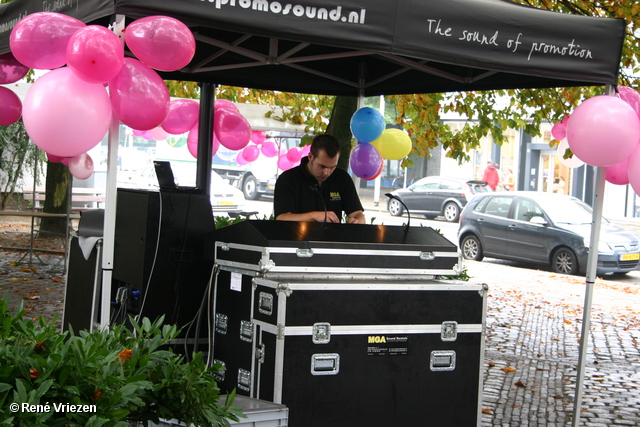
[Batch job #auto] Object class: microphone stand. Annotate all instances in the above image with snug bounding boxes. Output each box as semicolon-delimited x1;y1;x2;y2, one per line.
385;193;410;233
311;184;328;228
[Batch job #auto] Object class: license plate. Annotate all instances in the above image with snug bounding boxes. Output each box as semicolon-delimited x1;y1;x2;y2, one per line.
620;253;640;261
218;201;234;206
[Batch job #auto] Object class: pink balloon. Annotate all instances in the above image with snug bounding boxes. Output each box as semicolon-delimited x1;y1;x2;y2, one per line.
606;156;630;185
618;86;640;120
68;153;94;180
132;129;146;136
149;127;169;141
109;58;170;130
299;144;311;157
236;152;249;165
187;124;219;159
286;147;302;163
214;108;252;150
242;144;260;163
0;87;22;125
628;145;640;196
162;99;200;134
261;140;278;158
0;52;30;84
10;12;85;69
67;25;124;84
23;68;112;157
551;122;566;140
61;157;71;166
277;154;295;171
214;99;238;111
125;16;195;72
252;130;267;145
566;95;640;167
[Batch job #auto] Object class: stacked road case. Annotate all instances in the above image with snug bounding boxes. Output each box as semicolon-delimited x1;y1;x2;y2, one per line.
211;220;486;426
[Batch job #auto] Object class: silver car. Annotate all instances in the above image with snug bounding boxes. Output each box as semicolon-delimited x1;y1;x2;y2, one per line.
457;191;640;275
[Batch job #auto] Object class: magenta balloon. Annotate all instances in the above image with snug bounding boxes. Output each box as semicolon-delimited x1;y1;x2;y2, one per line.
23;68;111;157
68;153;94;180
252;130;267;145
618;86;640;120
187;123;220;158
261;140;278;158
214;99;238;111
277;154;294;171
0;87;22;125
0;52;30;84
67;25;124;84
605;156;630;185
242;144;260;163
46;153;66;163
236;152;249;165
286;147;302;163
628;145;640;196
61;157;71;166
162;99;200;134
109;58;170;130
349;143;382;179
125;15;195;72
550;122;566;140
214;108;252;150
10;12;85;69
566;95;640;167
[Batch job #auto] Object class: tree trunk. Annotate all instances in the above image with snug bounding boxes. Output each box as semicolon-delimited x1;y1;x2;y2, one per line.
326;96;358;171
39;162;72;235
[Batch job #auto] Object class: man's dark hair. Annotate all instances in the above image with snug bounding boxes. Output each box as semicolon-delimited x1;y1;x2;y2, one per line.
310;134;340;158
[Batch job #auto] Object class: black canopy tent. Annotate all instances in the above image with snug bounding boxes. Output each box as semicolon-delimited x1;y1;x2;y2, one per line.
0;0;625;95
0;1;628;425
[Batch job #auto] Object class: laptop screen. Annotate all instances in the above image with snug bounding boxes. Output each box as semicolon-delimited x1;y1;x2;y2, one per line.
153;161;177;189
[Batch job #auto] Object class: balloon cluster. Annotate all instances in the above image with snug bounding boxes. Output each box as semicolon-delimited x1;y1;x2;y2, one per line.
554;87;640;193
348;107;412;180
1;12;196;179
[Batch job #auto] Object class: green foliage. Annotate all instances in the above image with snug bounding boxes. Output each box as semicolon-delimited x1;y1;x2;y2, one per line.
0;120;45;210
214;213;274;229
0;296;243;427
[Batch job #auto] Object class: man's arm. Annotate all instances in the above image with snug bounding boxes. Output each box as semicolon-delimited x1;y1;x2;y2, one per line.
346;210;365;224
276;211;341;222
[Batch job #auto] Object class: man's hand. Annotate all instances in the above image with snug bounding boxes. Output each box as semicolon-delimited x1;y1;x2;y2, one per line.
347;211;365;224
276;211;341;223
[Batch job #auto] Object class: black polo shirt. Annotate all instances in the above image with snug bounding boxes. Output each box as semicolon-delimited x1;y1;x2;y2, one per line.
274;157;364;221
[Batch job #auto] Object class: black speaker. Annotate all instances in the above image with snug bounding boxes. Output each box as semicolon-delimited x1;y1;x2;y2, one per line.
63;236;102;332
112;189;216;338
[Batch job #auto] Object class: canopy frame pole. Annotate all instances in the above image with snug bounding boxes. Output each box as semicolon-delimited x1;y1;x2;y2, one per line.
99;14;126;330
571;83;614;425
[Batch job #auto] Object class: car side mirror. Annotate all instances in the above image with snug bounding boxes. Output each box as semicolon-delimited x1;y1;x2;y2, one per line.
530;216;547;225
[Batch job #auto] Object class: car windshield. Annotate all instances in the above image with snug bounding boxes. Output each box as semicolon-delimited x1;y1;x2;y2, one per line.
540;198;593;224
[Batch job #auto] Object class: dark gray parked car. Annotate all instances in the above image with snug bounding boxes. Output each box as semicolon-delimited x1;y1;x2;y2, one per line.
457;191;640;275
387;176;491;222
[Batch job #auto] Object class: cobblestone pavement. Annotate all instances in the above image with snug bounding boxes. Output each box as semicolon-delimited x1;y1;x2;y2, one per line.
1;221;640;426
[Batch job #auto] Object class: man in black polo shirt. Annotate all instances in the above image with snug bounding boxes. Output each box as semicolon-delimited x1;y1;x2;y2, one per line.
274;134;365;224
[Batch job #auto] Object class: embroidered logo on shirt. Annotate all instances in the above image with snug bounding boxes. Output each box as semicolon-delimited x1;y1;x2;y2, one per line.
329;192;341;202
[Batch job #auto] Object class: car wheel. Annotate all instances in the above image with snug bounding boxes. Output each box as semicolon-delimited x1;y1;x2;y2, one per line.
388;198;404;216
461;235;483;261
242;175;259;200
443;202;460;222
551;247;578;275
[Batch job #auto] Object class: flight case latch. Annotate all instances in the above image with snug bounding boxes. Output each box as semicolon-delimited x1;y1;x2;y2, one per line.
441;321;458;342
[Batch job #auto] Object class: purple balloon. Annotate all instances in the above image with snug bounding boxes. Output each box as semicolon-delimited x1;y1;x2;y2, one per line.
10;12;86;69
0;52;30;84
350;143;382;179
0;86;22;125
125;15;196;72
109;58;170;130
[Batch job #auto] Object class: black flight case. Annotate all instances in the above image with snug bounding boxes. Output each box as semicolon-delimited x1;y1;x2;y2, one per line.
209;220;486;427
